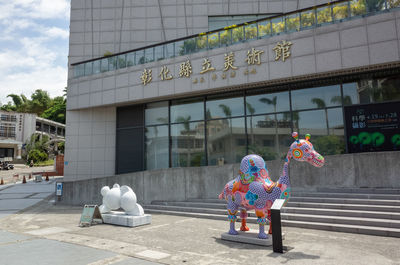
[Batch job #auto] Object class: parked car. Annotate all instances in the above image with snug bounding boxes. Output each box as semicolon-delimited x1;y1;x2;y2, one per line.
0;161;14;170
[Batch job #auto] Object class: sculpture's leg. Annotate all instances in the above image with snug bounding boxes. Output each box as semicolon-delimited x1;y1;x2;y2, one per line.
240;209;249;231
256;210;268;239
228;210;238;235
268;209;272;234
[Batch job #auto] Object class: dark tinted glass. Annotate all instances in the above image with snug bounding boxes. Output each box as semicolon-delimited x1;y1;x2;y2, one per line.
342;83;360;105
246;91;290;114
116;128;144;174
117;105;143;128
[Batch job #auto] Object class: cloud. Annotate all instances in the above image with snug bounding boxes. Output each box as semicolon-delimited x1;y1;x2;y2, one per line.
0;0;70;104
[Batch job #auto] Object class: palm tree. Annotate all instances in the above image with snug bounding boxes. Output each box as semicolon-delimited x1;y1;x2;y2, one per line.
246;102;255;149
260;96;280;155
219;104;233;162
311;98;329;135
331;95;352;106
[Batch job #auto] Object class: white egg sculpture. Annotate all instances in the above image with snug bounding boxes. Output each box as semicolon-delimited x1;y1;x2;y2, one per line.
99;183;144;216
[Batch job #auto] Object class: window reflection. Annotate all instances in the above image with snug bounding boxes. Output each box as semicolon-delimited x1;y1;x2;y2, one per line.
145;125;169;170
171;98;204;123
145;102;169;126
171;121;205;167
247;113;292;160
291;85;341;110
342;83;360;105
246;91;290;114
207;117;246;165
207;96;244;119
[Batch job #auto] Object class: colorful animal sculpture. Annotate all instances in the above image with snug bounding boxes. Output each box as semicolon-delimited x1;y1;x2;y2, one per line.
219;132;325;239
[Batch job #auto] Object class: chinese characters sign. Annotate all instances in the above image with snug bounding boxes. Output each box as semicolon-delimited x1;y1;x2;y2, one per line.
140;41;293;85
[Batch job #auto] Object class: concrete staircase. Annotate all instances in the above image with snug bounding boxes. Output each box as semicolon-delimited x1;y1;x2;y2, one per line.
143;188;400;238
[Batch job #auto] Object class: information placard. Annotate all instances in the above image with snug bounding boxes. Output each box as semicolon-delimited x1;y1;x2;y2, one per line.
79;205;103;227
344;101;400;153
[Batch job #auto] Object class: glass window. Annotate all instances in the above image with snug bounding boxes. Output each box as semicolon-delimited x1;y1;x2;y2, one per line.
246;91;290;115
293;109;327;137
208;32;220;49
117;54;126;69
366;0;386;12
232;26;244;43
207;117;245;165
291;85;341;110
271;16;284;35
74;64;84;77
93;60;101;74
145;47;154;63
333;2;350;21
145;125;169;170
351;0;367;16
165;42;175;58
182;38;196;54
171;98;204;123
206;95;244;119
355;76;400;104
175;40;185;56
155;45;164;61
317;6;333;25
247;113;292;160
342;83;360;105
108;56;117;71
136;50;145;65
84;62;92;76
145;101;169;126
285;13;300;32
245;22;258;40
196;35;208;51
171;121;205;167
220;29;231;46
208;15;271;31
301;9;316;29
100;58;108;72
126;52;135;67
258;20;271;38
327;107;344;135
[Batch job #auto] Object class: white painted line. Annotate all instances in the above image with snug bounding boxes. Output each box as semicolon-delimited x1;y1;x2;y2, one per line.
138;223;169;231
87;254;128;265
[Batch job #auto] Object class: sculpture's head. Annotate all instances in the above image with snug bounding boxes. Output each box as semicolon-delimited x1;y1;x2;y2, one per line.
288;132;325;167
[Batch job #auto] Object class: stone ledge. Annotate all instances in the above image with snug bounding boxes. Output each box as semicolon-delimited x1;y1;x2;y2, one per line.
221;231;273;246
102;211;151;227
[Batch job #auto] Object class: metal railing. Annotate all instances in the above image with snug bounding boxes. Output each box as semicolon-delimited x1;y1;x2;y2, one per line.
72;0;400;78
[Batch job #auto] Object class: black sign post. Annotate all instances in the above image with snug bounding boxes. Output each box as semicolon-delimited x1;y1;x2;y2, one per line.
271;199;285;253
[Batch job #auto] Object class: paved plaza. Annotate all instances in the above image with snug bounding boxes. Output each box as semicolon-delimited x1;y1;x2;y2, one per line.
1;180;400;265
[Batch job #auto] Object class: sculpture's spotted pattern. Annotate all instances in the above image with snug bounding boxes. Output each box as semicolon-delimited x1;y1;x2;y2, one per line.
219;132;325;239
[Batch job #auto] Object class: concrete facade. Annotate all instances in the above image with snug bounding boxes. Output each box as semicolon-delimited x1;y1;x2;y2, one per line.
60;150;400;205
65;0;400;204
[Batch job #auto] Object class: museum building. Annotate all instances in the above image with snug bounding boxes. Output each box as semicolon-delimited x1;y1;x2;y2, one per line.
64;0;400;204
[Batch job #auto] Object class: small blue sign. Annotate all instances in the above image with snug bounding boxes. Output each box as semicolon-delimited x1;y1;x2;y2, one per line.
56;182;63;196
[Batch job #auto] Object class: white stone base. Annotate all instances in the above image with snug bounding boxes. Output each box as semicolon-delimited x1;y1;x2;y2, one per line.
221;231;273;246
101;211;151;227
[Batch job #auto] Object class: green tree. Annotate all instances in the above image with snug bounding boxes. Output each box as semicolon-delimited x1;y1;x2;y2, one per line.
41;96;66;124
24;134;50;163
29;89;51;115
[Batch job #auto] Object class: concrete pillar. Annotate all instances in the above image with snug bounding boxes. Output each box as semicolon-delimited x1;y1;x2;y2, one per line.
16;144;22;159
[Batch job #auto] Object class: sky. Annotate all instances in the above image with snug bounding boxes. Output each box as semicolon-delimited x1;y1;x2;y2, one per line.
0;0;70;105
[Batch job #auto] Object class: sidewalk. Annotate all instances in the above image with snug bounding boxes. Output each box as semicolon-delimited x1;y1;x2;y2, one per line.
0;183;399;265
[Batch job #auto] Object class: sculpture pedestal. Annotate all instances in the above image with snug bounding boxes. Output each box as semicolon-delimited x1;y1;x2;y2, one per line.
221;231;273;246
102;211;151;227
